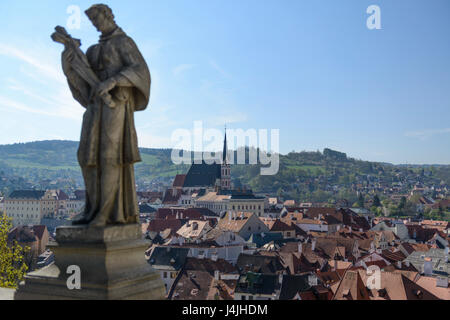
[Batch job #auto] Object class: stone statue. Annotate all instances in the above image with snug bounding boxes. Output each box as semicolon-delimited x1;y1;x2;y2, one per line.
52;4;150;227
14;5;164;300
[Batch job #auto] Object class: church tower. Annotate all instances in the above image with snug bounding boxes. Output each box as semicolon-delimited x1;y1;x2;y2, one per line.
221;127;231;190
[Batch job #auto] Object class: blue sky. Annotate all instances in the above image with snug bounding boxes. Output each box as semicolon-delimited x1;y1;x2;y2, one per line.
0;0;449;164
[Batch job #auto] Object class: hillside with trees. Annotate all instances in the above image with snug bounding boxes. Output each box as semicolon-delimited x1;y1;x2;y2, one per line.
0;141;449;219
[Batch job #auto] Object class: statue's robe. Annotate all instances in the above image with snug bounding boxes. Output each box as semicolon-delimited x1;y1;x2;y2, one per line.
64;27;150;225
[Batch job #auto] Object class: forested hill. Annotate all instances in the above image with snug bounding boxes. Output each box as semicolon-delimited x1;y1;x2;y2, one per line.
0;141;449;202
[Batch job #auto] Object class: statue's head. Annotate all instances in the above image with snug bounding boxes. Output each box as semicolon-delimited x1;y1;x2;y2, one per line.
85;4;117;34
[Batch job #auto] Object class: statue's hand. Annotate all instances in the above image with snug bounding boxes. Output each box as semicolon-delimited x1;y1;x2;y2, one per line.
96;78;117;97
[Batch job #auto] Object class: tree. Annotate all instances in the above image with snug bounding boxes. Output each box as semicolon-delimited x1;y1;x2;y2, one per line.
357;193;365;208
373;194;381;207
0;214;29;289
398;196;407;210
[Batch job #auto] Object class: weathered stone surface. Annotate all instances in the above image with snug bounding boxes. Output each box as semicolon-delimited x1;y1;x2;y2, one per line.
52;4;151;228
14;4;164;300
55;224;141;244
14;224;165;300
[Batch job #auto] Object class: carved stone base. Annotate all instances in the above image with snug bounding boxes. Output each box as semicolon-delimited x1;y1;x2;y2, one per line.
14;224;165;300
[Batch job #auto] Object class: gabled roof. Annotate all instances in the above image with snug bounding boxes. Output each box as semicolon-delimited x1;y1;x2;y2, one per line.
156;208;205;220
147;219;184;235
358;270;440;300
267;219;295;232
248;232;284;248
183;161;221;188
8;190;45;200
381;249;407;263
315;237;358;260
406;225;438;243
184;257;238;274
400;242;431;255
168;257;238;300
235;272;281;296
279;274;313;300
173;174;187;188
217;212;257;233
139;203;157;214
148;246;190;271
333;270;371;300
176;220;211;239
162;189;182;205
8;226;37;243
31;225;47;240
73;190;86;201
236;253;285;274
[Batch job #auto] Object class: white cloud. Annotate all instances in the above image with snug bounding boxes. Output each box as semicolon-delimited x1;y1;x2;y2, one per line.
0;42;84;122
0;43;65;84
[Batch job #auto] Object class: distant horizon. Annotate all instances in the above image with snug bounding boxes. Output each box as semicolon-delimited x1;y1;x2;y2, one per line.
1;138;449;167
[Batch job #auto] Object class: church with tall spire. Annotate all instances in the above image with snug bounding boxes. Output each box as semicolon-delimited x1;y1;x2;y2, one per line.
175;128;231;192
220;127;231;190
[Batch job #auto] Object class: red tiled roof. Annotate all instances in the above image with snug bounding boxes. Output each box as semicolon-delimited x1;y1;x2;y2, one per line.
147;219;184;234
32;225;47;240
173;174;187;188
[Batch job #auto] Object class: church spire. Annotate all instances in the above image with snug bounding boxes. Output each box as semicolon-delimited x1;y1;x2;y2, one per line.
222;125;228;164
220;125;231;191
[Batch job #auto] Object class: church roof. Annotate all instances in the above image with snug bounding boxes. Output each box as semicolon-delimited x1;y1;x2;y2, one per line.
183;161;221;188
173;174;186;188
8;190;45;199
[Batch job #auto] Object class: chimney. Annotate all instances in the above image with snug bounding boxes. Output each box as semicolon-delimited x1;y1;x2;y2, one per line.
405;261;410;267
349;226;352;233
312;239;316;251
211;253;218;262
334;259;338;272
445;247;449;263
214;270;220;281
298;243;303;255
397;261;402;269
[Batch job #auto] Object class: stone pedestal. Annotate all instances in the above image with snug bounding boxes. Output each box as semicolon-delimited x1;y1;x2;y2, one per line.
14;224;165;300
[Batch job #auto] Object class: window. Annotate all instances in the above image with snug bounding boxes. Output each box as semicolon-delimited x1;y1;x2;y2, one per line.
241;295;247;300
248;296;254;300
163;272;167;278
